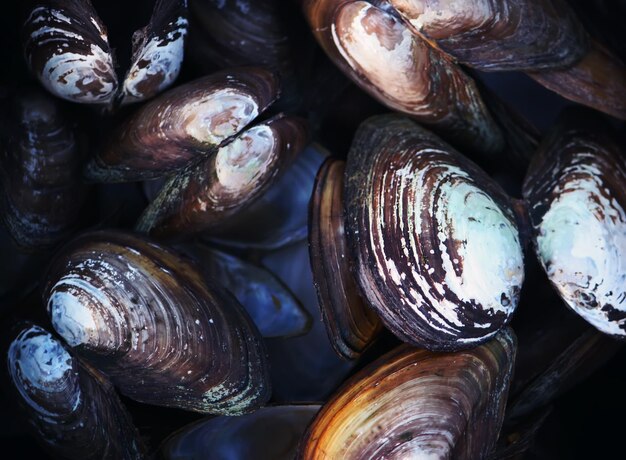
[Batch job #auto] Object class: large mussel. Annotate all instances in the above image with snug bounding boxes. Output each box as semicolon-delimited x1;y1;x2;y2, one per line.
43;230;271;415
298;329;516;459
345;115;524;351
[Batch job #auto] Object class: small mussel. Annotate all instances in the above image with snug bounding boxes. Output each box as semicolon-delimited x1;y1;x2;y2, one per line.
161;405;320;460
7;324;144;459
43;230;271;415
298;329;516;459
345;115;524;351
0;90;84;250
22;0;188;106
309;157;381;360
523;110;626;337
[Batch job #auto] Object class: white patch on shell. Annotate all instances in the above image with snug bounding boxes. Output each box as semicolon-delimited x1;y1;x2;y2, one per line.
122;17;188;103
215;124;275;190
8;326;80;412
536;163;626;336
183;89;259;145
332;2;428;109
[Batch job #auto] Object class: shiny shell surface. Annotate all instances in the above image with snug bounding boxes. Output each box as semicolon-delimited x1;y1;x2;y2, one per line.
344;115;524;350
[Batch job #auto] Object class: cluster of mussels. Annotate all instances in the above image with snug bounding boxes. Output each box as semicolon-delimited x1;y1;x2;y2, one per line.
1;0;626;459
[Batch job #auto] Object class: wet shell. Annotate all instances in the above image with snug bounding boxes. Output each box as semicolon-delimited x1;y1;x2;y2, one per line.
120;0;188;105
22;0;118;104
22;0;188;106
302;0;504;155
298;329;516;459
388;0;588;71
309;157;381;360
7;324;144;460
523;111;626;337
0;90;84;250
161;405;320;460
85;68;279;182
344;115;524;351
43;230;271;415
136;114;307;237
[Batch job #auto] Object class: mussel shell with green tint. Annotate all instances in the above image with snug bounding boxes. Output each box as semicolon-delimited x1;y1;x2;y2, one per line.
344;115;524;351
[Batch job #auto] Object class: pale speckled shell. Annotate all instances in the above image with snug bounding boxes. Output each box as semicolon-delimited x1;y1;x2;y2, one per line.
344;115;524;351
7;324;144;460
298;329;516;459
523;112;626;337
43;230;271;415
23;0;117;104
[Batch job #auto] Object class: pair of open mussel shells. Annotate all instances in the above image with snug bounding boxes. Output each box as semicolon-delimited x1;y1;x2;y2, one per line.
23;0;188;107
309;109;626;361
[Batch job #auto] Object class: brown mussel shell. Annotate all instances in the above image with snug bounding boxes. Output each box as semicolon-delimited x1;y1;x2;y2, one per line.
136;114;308;238
523;110;626;337
7;324;145;459
161;405;321;460
22;0;188;106
298;329;516;459
388;0;588;71
85;67;279;182
344;114;524;351
309;157;381;360
302;0;504;155
43;230;271;415
0;90;84;250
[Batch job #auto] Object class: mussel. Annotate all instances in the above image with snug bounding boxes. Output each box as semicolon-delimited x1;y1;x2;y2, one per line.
22;0;188;106
345;115;524;351
0;90;84;250
302;0;504;155
7;324;145;459
523;110;626;337
43;230;271;415
298;329;516;459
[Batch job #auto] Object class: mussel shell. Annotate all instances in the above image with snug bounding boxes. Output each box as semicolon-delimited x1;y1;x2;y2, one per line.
302;0;504;155
120;0;188;105
136;114;308;238
344;115;524;351
388;0;588;71
161;405;320;460
298;329;516;459
528;41;626;121
85;68;279;182
309;157;381;360
43;230;271;415
176;243;311;338
0;90;84;250
523;111;626;336
22;0;117;104
7;324;144;459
